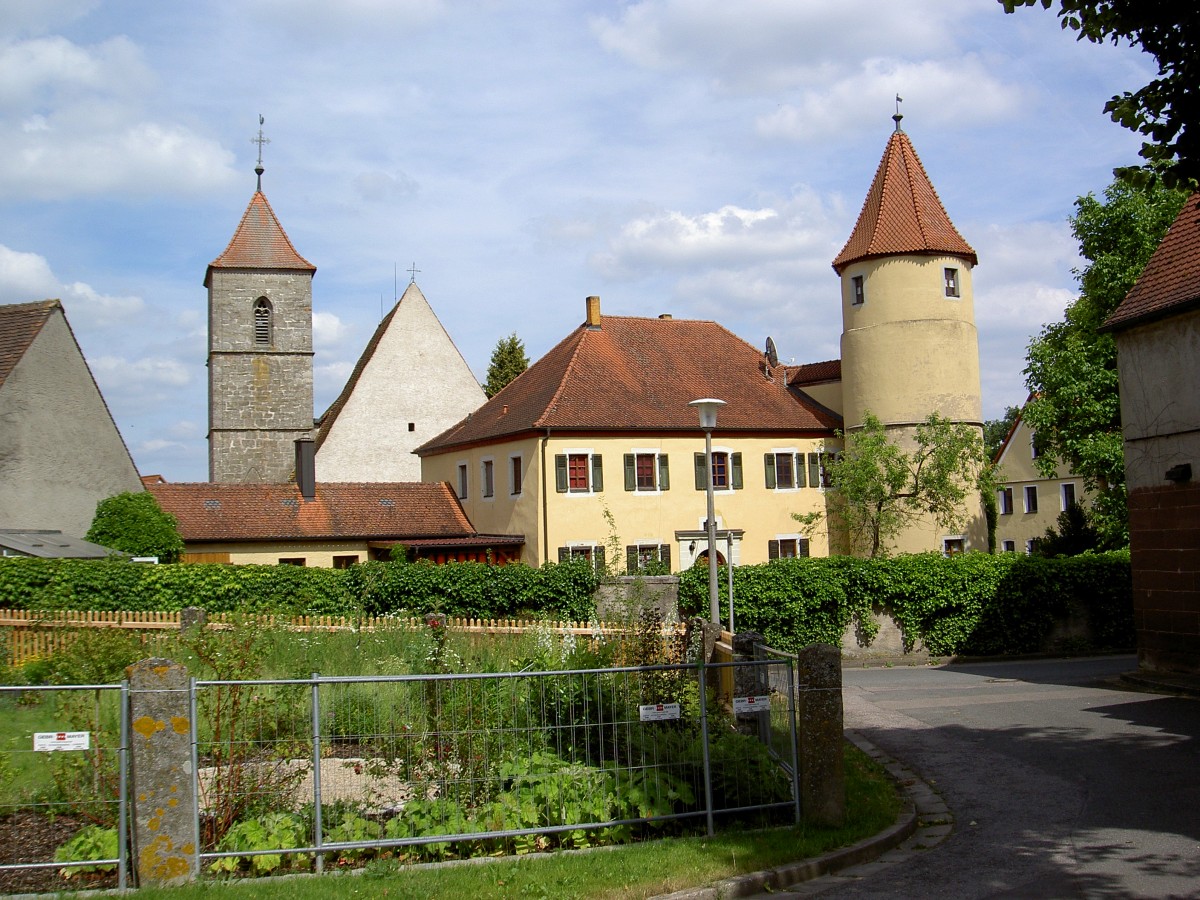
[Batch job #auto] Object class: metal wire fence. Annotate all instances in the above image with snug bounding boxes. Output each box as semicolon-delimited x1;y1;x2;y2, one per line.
0;683;129;892
192;658;799;876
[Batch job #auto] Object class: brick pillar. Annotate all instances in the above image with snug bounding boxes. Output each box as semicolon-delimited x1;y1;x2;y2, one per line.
796;643;845;826
127;659;196;887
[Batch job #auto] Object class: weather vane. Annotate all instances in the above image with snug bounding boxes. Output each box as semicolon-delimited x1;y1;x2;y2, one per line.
893;94;904;131
251;114;270;190
408;262;420;284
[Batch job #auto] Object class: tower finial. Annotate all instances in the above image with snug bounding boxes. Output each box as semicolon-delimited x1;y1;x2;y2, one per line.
251;114;270;191
408;262;420;284
893;94;904;131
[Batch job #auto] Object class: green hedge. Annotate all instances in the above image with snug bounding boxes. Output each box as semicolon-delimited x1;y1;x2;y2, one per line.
0;557;599;621
679;551;1134;657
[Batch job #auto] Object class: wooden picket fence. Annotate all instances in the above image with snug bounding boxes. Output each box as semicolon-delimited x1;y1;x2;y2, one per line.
0;609;687;667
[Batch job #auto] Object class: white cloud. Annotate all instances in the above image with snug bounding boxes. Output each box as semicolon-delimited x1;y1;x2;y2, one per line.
591;189;840;279
756;57;1022;142
312;311;351;349
591;0;974;93
0;244;143;326
91;355;190;390
353;170;419;204
3;0;98;37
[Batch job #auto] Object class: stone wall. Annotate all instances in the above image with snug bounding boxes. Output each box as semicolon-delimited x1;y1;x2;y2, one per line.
594;576;679;622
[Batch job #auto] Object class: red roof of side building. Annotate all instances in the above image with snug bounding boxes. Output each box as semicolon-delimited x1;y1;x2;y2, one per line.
1102;192;1200;332
417;307;841;455
786;359;841;387
0;299;57;389
204;191;315;286
833;126;977;274
147;482;478;543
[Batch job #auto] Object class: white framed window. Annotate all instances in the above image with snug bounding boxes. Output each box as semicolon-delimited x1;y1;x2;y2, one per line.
1025;539;1040;555
1024;485;1038;513
944;267;960;298
624;451;669;493
1060;482;1076;511
456;463;468;500
694;448;742;492
851;275;865;305
481;458;495;499
557;543;606;573
625;543;671;573
509;454;523;496
768;535;810;559
555;450;603;494
998;487;1014;515
1030;432;1040;459
943;536;966;556
1002;540;1016;553
764;451;807;490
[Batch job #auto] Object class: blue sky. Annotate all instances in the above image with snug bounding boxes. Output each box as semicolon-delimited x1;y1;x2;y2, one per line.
0;0;1154;481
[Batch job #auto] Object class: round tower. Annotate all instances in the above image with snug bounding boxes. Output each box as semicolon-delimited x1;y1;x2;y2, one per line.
833;117;984;554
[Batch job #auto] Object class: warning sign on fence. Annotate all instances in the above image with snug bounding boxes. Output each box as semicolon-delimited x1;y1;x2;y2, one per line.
732;695;771;715
638;702;681;722
33;731;90;752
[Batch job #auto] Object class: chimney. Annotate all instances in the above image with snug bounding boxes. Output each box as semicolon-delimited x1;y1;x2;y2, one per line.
658;313;673;320
294;438;316;501
585;295;601;329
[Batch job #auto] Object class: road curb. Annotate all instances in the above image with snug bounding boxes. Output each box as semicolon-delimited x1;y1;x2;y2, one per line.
652;730;947;900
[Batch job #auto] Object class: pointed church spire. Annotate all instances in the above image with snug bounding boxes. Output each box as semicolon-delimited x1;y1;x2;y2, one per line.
205;192;316;281
832;123;976;274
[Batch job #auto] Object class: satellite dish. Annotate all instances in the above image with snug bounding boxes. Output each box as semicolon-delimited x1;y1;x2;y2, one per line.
765;336;779;369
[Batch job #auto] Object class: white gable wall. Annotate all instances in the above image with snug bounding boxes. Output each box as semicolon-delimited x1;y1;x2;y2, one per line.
317;284;486;482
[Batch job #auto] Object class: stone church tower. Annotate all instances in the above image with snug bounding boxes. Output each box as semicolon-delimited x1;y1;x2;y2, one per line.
205;173;316;483
833;117;986;554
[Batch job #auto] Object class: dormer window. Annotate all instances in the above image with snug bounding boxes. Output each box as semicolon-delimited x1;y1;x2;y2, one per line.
944;267;960;298
253;298;273;345
851;275;865;305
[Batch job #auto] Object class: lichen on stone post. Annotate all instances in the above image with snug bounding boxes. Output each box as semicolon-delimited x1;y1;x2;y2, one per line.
796;643;845;826
127;658;197;887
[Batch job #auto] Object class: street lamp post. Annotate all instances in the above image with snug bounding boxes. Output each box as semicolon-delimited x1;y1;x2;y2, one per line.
689;398;726;626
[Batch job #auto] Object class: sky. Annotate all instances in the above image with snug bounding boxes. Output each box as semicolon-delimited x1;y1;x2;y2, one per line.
0;0;1157;482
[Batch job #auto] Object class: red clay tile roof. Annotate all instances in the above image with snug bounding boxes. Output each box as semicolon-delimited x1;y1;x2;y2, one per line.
148;482;478;543
0;299;58;390
417;313;841;454
786;359;841;386
833;128;977;274
205;191;315;285
1103;193;1200;332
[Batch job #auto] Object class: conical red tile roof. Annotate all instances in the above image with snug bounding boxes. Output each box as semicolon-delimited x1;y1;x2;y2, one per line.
833;128;976;273
206;191;315;283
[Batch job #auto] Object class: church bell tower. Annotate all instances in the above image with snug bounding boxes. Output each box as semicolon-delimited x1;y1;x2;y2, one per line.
205;124;315;483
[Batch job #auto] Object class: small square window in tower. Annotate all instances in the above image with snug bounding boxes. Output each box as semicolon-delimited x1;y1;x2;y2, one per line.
944;267;960;298
851;275;865;305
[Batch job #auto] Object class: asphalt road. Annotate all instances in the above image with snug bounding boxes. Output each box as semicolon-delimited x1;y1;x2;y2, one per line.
791;656;1200;899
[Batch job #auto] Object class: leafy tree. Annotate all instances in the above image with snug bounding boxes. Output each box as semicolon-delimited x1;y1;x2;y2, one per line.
1035;502;1106;557
1022;179;1187;545
483;332;529;398
801;412;986;558
86;492;185;562
983;405;1022;461
1000;0;1200;189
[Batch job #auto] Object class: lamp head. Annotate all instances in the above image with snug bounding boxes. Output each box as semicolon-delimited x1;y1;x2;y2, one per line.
689;398;726;430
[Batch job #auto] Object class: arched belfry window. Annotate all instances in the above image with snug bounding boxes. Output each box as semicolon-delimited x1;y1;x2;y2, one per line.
253;298;272;345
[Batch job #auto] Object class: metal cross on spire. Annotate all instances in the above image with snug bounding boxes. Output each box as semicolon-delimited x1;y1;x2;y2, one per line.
407;262;420;284
251;114;270;190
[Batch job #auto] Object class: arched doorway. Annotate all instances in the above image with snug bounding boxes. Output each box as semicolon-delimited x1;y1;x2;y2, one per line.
695;548;726;566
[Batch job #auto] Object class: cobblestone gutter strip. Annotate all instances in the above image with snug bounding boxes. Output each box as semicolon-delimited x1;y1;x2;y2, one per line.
654;728;958;900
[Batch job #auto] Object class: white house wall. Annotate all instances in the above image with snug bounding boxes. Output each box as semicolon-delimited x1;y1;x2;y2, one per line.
317;285;486;482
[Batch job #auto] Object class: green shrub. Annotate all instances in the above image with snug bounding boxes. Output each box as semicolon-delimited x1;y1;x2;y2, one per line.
54;825;118;878
680;551;1132;657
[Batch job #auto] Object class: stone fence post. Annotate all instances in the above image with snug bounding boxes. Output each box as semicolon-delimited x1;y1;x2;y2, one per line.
796;643;845;826
127;659;197;887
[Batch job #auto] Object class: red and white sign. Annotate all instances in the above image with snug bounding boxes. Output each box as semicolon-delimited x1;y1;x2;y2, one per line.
733;695;771;715
638;702;681;722
33;731;90;752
